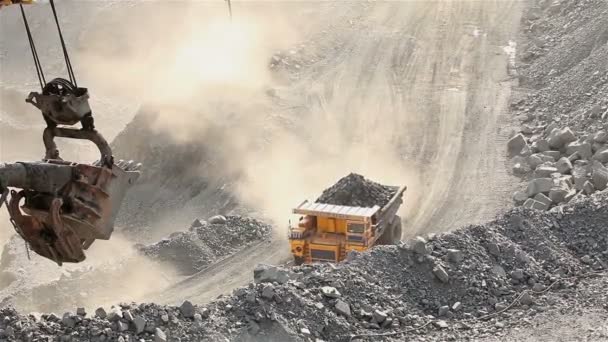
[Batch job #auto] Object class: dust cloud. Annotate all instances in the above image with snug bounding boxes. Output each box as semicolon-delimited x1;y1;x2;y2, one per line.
77;2;420;233
3;234;178;313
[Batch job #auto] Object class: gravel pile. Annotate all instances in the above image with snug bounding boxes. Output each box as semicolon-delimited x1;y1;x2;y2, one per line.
512;0;608;134
140;216;272;276
316;173;398;208
506;0;608;211
2;190;605;341
508;125;608;210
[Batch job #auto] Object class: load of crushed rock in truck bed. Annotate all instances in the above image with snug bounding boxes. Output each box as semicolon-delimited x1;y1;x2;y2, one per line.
316;173;398;208
4;190;605;342
139;215;272;276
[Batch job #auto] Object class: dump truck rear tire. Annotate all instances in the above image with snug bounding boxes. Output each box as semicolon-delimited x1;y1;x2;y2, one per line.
294;256;305;266
392;216;403;242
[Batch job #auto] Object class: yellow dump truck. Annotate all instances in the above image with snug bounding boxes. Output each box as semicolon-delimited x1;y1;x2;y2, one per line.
288;183;406;265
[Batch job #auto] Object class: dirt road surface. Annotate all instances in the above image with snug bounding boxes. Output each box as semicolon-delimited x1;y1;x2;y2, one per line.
157;0;523;305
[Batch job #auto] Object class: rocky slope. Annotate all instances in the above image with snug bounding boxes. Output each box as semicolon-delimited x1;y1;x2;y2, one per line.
0;190;605;341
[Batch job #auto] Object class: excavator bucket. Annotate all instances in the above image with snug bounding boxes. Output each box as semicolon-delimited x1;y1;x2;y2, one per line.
1;160;140;265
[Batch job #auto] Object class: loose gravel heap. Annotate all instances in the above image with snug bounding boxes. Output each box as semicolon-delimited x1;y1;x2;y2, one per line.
513;0;608;133
508;125;608;210
139;216;272;276
1;190;605;342
316;173;398;208
507;0;608;212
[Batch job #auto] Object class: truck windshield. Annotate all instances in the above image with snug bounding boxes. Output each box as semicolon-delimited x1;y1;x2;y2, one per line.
347;222;365;234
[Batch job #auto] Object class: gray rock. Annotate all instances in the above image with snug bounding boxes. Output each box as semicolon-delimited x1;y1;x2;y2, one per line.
452;302;462;312
254;264;292;284
532;284;546;292
180;301;195;318
583;181;596;195
123;310;134;322
438;306;450;317
61;313;75;329
372;310;388;324
447;249;464;263
534;193;552;206
534;165;559;178
544;124;558;136
245;292;256;304
411;236;429;255
190;218;205;228
209;215;227;224
513;191;529;205
335;300;351;317
133;316;146;334
511;269;525;280
527;154;544;169
487;243;501;256
434;320;449;329
117;321;129;332
548;127;577;149
262;284;275;300
531;139;550;153
526;178;553;196
513;162;526;174
321;286;341;299
572;166;590;190
95;308;107;319
555;157;573;174
491;265;507;278
107;308;122;322
549;187;571;204
508;134;528;156
568;151;581;162
593;131;608;143
591;162;608;191
524;198;550;211
541;150;562;161
592;149;608;163
433;265;449;283
76;308;86;317
155;328;167;342
566;141;593;160
520;293;534;306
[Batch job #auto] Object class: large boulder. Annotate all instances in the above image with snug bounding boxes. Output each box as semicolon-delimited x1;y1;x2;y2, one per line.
592;148;608;163
548;127;577;149
531;139;550;153
527;154;544;169
555;157;573;174
254;264;294;284
534;165;558;178
593;131;608;143
526;178;553;197
508;134;528;156
591;161;608;191
572;165;590;191
566;141;593;160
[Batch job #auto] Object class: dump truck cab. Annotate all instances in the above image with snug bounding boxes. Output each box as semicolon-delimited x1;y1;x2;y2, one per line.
289;184;406;265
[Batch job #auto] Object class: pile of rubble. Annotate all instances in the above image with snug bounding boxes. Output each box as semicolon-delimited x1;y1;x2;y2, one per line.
508;126;608;210
1;190;605;341
316;173;398;208
506;0;608;211
513;0;608;133
139;215;272;276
